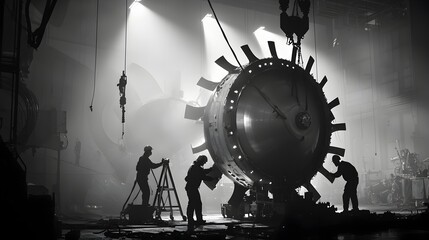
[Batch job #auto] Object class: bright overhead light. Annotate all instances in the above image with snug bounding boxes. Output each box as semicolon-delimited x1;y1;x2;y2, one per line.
253;27;291;58
254;26;265;34
129;0;142;9
201;13;213;23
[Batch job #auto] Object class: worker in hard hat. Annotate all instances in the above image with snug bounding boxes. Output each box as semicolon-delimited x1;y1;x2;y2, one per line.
185;155;214;231
136;145;165;206
330;155;359;212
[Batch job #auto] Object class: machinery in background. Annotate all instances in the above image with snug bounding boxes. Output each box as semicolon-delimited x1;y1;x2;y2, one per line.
364;142;429;207
392;147;427;177
1;1;62;239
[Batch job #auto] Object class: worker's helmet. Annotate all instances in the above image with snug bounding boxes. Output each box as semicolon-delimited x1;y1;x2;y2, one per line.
144;145;153;152
195;155;208;165
332;155;341;165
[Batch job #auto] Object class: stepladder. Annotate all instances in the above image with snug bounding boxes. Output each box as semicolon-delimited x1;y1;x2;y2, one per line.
152;159;187;221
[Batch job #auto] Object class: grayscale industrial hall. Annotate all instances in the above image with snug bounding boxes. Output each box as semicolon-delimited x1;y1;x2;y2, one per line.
1;0;429;239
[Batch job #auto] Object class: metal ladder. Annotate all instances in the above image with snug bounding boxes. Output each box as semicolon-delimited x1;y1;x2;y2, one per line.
152;161;186;221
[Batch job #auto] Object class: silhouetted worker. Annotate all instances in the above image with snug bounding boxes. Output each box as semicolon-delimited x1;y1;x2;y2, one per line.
185;155;213;230
136;145;164;206
330;155;359;212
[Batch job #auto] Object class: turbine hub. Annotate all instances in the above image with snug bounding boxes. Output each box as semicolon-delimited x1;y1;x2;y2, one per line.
185;42;346;190
295;111;311;130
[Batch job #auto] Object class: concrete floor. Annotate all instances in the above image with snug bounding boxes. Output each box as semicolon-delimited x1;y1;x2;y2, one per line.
57;202;429;240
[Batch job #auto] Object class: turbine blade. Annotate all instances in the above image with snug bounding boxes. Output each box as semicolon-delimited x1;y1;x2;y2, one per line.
329;111;335;121
268;41;278;58
328;97;340;109
302;182;321;202
318;166;335;183
197;77;218;91
328;146;345;157
305;56;314;73
331;123;346;132
184;105;205;120
191;142;207;154
319;76;328;88
215;56;238;73
241;44;259;63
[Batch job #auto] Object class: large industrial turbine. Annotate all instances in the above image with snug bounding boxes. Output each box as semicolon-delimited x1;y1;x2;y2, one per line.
185;41;345;200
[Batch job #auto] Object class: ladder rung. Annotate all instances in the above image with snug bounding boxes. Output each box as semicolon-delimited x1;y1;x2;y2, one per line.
158;209;181;212
157;206;181;209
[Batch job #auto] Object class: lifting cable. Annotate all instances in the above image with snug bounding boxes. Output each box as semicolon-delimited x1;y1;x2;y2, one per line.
312;0;319;81
366;2;378;157
118;0;128;139
207;0;244;71
124;0;128;74
123;0;128;138
89;0;99;112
